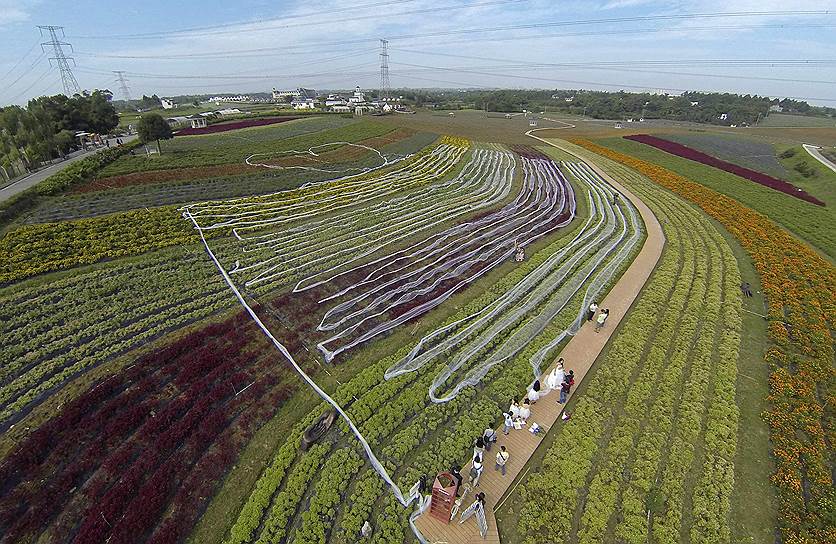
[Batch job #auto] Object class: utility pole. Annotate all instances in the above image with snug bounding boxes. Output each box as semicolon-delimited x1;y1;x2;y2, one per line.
38;25;80;95
379;38;390;103
113;70;132;102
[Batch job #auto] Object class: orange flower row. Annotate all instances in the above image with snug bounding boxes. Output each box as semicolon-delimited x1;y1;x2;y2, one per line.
572;138;836;544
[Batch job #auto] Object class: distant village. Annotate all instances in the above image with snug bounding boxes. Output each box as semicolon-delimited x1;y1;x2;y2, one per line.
155;85;409;129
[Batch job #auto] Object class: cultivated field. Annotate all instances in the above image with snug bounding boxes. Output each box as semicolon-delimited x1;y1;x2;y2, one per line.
0;112;832;544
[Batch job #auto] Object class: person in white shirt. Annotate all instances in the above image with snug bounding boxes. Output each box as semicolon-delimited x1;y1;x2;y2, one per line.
494;445;510;475
587;301;599;321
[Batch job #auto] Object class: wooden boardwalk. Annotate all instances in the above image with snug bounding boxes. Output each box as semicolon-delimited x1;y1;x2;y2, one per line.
414;139;665;544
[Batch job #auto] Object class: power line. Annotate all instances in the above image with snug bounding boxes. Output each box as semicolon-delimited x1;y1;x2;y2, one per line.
38;25;80;95
70;11;834;60
68;0;425;39
8;68;54;104
69;0;528;40
1;40;41;81
5;51;46;91
389;49;836;84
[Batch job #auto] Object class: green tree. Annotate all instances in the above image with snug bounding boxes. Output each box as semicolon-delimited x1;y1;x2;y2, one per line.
54;129;76;156
137;113;173;154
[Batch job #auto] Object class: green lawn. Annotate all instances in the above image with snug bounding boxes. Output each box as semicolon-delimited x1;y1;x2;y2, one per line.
774;144;836;207
596;137;836;259
758;113;836;128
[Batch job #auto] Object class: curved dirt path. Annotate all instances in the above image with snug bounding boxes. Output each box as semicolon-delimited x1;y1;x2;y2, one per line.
414;135;664;544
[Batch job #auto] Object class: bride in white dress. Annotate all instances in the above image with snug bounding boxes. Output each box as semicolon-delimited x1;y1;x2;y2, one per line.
544;358;566;393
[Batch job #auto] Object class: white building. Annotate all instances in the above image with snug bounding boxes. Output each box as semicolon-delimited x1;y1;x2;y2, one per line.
161;98;176;109
209;95;250;103
291;98;318;110
348;86;367;105
272;87;317;102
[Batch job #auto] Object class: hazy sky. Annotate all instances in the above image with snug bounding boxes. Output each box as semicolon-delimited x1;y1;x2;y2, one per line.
2;0;835;105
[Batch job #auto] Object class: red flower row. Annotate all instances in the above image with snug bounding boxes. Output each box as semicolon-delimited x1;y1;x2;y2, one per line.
174;116;302;136
624;134;825;206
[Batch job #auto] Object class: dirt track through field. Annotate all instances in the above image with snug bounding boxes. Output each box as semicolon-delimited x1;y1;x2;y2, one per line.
414;135;664;544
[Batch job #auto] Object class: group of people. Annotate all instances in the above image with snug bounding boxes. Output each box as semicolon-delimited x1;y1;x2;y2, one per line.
436;300;619;536
467;425;512;488
587;301;610;332
544;358;576;403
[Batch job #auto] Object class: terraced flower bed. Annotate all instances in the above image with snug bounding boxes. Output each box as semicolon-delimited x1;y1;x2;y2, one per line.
0;311;296;544
0;243;235;429
214;155;643;544
624;134;825;206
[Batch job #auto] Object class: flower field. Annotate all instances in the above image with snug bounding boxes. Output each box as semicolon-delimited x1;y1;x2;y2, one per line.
0;308;296;544
573;138;835;544
212;155;643;544
624;134;825;205
1;106;802;544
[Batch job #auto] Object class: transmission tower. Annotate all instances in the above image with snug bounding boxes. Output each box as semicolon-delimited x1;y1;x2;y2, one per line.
379;38;390;102
113;70;133;102
38;25;80;95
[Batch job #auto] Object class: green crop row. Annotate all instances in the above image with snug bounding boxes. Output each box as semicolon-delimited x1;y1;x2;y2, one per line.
0;244;232;426
0;206;228;284
100;120;394;175
294;447;364;544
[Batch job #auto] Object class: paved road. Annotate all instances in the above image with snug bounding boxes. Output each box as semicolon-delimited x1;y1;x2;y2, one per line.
802;143;836;174
0;135;137;204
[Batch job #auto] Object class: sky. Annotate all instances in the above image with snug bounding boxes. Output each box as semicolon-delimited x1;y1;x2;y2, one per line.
1;0;836;106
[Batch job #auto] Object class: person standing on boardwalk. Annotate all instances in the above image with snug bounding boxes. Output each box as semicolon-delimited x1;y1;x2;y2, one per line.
595;309;610;332
483;427;497;451
451;465;463;496
473;437;486;460
586;301;598;321
495;445;510;476
519;398;531;423
502;412;513;434
559;378;572;404
528;380;541;404
545;359;565;392
470;455;484;487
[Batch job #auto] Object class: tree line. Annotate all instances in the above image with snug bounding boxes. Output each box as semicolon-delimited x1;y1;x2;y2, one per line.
430;89;834;126
0;90;119;180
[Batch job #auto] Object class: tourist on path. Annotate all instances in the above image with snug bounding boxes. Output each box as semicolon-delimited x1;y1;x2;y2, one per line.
483;427;497;451
595;309;610;332
495;446;510;476
528;380;541;404
502;412;513;435
559;379;571;404
470;455;484;487
451;465;463;495
473;437;486;460
519;399;531;423
586;301;598;321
